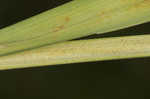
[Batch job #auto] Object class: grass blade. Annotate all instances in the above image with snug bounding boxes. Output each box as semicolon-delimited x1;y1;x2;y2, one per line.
0;0;150;56
0;34;150;70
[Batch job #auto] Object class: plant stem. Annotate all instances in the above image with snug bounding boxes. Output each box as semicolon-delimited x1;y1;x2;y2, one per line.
0;0;150;56
0;34;150;70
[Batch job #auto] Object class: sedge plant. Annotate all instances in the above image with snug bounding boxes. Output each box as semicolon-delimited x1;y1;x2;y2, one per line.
0;0;150;70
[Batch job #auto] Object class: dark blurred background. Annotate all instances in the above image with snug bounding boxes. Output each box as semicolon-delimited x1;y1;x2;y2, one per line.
0;0;150;99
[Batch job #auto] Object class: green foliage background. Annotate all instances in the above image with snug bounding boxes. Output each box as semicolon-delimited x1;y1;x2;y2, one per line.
0;0;150;99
